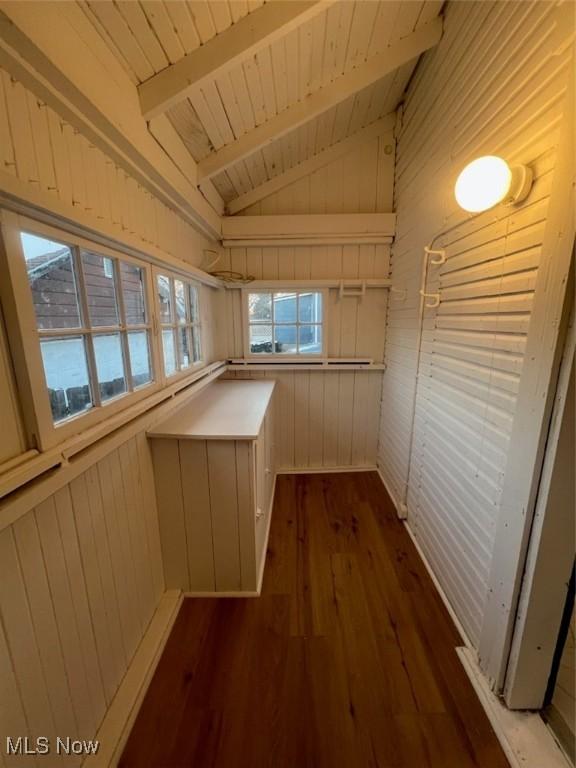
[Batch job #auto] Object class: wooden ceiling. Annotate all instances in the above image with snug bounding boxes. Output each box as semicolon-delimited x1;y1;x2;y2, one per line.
80;1;443;209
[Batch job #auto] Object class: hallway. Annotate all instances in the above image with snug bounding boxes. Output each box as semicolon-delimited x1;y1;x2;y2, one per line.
120;472;509;767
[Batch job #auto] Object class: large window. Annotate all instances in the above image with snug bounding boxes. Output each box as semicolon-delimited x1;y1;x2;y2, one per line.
156;273;202;376
245;291;324;356
0;212;209;451
20;231;154;423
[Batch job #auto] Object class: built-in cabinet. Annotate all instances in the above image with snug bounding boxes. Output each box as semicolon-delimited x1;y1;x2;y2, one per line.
148;380;276;594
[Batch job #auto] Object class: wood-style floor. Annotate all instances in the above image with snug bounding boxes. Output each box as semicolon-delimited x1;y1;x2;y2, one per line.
120;472;509;768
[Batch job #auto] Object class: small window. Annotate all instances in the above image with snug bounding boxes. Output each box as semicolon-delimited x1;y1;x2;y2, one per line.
246;291;324;356
20;231;154;424
156;274;202;376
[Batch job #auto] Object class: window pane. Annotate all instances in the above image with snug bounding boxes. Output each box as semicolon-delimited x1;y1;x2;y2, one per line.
189;285;199;322
81;251;120;327
162;329;177;375
299;325;322;354
191;326;201;362
174;280;187;323
299;292;322;323
121;261;146;324
40;336;92;422
21;232;81;330
273;292;297;324
177;326;191;369
249;293;272;322
93;333;127;401
157;275;172;322
250;324;273;354
274;325;297;354
128;331;152;388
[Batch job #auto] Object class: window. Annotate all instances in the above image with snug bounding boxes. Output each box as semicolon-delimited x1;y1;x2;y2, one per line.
20;232;154;424
0;212;209;451
156;273;202;376
246;291;324;356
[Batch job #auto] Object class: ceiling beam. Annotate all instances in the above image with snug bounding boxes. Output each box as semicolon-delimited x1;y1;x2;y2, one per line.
221;213;396;246
138;1;334;120
227;113;396;214
199;16;443;182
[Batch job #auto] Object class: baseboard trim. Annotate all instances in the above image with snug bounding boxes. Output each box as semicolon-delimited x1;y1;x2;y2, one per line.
403;518;472;650
457;647;571;768
277;464;377;475
375;464;407;519
86;589;183;767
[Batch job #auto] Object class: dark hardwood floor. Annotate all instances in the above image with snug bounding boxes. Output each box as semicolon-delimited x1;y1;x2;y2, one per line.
120;472;509;768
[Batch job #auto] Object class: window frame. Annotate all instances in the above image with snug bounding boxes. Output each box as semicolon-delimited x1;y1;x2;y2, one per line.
0;211;164;450
153;267;204;382
242;288;327;360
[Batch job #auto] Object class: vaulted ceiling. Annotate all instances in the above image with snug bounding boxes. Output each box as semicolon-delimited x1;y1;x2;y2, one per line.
80;1;443;211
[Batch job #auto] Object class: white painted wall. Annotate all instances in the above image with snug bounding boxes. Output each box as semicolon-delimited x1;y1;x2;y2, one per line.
377;0;574;646
0;61;225;761
0;430;163;761
222;135;395;470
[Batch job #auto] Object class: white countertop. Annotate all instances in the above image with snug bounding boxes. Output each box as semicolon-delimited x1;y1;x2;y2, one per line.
147;380;275;440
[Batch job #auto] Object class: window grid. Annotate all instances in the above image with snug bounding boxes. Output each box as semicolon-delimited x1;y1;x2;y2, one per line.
24;233;154;422
247;290;324;357
157;274;202;376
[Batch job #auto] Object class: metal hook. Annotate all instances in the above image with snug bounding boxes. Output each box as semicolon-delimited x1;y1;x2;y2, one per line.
419;290;441;309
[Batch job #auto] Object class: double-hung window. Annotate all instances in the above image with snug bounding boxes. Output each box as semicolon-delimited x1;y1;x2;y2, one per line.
156;273;202;377
245;290;324;357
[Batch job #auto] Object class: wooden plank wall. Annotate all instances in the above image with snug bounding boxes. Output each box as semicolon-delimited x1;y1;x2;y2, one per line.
221;139;393;470
0;62;225;756
238;134;394;215
0;64;227;467
0;430;164;758
378;0;574;645
0;66;212;267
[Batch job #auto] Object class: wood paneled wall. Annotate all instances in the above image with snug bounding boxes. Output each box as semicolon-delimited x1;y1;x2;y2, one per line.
378;0;574;645
0;431;163;758
0;61;223;760
221;116;394;471
221;240;389;470
240;134;394;215
226;368;382;472
0;67;213;267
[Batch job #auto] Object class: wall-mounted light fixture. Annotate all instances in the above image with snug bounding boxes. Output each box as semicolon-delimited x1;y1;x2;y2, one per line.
454;155;533;213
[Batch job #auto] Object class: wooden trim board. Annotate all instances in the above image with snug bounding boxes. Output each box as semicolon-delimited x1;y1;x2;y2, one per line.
85;590;183;768
277;465;377;475
458;647;571;768
222;213;396;241
376;464;407;520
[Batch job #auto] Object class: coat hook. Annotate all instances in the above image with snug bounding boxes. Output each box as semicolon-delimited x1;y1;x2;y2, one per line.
419;290;441;308
390;286;407;301
424;246;447;265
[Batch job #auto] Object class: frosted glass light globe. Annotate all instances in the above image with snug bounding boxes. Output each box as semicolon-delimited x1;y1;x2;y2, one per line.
454;156;512;212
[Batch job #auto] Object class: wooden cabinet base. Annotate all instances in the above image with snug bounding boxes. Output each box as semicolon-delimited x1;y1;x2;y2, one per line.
148;381;276;594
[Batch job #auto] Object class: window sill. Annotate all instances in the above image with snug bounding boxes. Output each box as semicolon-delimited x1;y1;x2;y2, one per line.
0;360;226;504
227;358;386;371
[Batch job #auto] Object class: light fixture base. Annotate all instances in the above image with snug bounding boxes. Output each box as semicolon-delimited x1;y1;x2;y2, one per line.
505;164;533;206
